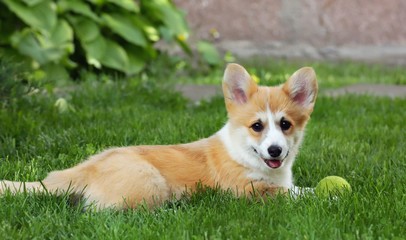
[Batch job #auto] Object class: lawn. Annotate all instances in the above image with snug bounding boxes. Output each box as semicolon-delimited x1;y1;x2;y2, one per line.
0;61;405;239
158;58;406;88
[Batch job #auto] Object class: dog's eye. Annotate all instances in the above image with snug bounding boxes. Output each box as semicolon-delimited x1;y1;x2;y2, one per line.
280;119;292;131
251;122;264;132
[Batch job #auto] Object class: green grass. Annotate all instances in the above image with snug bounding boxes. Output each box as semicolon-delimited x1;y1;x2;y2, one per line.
1;66;406;239
160;59;406;88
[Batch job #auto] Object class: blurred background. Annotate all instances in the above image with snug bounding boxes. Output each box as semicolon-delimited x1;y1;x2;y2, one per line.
1;2;405;239
1;0;406;94
174;0;406;65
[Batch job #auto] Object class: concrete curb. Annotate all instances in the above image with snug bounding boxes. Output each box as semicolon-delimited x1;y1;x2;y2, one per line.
175;84;406;102
216;41;406;66
322;84;406;99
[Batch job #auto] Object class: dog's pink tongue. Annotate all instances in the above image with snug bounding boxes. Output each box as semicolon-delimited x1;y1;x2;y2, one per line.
268;160;281;168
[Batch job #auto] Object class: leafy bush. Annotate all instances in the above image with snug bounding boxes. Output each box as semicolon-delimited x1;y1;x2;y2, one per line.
0;57;43;104
0;0;190;80
197;41;221;66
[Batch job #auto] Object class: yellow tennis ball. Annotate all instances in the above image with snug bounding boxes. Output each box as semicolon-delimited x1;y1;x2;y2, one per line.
315;176;351;197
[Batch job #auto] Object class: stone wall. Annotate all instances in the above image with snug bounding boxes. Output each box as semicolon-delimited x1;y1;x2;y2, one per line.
173;0;406;64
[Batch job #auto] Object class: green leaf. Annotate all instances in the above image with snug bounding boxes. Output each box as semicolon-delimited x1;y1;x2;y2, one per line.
83;39;146;74
10;29;49;64
80;35;106;68
67;15;102;68
132;16;160;42
143;0;189;36
57;0;99;22
66;15;101;65
143;26;159;42
2;0;57;33
50;19;73;46
10;19;74;65
61;58;78;69
68;15;100;43
21;0;45;7
102;13;147;47
99;39;128;72
176;37;192;56
158;26;173;42
143;44;157;59
45;19;75;62
197;41;221;66
106;0;139;12
224;51;236;63
36;19;74;58
127;51;146;75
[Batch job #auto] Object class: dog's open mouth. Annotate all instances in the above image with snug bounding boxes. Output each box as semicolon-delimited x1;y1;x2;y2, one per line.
263;159;282;169
253;148;289;169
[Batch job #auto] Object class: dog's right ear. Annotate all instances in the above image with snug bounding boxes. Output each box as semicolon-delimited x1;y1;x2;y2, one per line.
222;63;258;106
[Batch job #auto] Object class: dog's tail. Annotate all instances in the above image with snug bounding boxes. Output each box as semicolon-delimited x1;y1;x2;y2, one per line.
1;169;82;196
0;180;46;194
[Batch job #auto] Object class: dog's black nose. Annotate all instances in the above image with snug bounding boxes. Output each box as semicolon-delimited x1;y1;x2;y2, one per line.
268;145;282;158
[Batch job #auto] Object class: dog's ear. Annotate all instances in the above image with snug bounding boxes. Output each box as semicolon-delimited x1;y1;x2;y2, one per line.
283;67;318;111
222;63;258;105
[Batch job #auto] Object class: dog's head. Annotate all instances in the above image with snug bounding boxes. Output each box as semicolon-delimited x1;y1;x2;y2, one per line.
221;64;318;173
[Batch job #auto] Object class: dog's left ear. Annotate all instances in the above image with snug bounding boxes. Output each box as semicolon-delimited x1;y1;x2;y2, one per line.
283;67;318;111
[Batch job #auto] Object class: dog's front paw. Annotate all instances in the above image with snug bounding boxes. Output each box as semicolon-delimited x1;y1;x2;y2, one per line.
289;186;315;199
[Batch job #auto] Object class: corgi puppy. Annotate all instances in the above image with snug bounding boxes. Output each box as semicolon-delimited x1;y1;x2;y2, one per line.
0;64;318;210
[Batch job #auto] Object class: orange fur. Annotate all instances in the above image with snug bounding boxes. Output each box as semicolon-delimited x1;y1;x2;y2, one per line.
0;64;317;210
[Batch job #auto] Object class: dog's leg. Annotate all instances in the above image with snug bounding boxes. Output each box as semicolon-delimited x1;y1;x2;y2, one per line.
42;154;172;210
240;181;288;201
